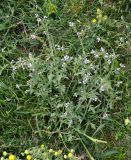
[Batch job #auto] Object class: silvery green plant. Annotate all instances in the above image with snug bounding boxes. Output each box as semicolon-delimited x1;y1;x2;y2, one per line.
10;17;127;149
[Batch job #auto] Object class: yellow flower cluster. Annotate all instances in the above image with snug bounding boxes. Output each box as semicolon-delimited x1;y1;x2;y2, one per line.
26;155;31;160
2;152;15;160
9;155;15;160
48;148;74;159
96;8;108;22
91;18;97;24
91;8;108;24
125;117;131;126
24;150;31;160
1;146;76;160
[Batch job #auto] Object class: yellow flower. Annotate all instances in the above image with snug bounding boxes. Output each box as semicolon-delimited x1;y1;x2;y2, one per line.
97;8;102;14
97;13;102;19
125;117;131;126
54;152;58;156
1;157;4;160
70;149;74;153
26;155;31;160
49;149;53;153
24;150;29;155
58;150;62;155
49;3;57;15
3;151;8;156
103;15;108;21
40;144;44;148
68;152;73;158
91;19;97;23
64;155;67;159
9;155;15;160
43;152;47;156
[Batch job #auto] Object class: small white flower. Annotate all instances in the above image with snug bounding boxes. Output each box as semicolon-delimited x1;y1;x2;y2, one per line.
118;42;122;46
90;63;95;70
120;37;123;42
84;58;90;64
108;59;112;64
12;66;16;71
100;85;105;92
104;53;109;58
116;81;123;87
120;63;125;68
63;112;67;117
110;54;116;58
55;45;65;51
29;52;32;58
77;32;81;36
95;54;99;58
18;57;22;62
103;113;108;119
82;79;87;84
31;34;36;39
37;18;41;22
97;37;101;42
28;63;32;68
85;73;91;77
91;49;95;54
69;22;74;27
43;31;47;35
78;81;82;84
77;30;84;36
82;73;90;84
61;46;65;51
58;46;64;51
92;97;98;101
100;47;105;52
64;55;69;61
65;102;70;108
116;68;120;71
62;55;72;61
73;93;77;97
27;80;31;85
62;62;66;67
35;13;39;18
11;60;15;64
44;16;47;19
16;84;20;89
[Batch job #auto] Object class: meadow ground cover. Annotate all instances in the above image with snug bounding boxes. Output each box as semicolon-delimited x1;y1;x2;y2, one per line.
0;0;131;159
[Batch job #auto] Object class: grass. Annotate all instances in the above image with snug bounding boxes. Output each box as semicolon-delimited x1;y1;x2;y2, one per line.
0;0;131;159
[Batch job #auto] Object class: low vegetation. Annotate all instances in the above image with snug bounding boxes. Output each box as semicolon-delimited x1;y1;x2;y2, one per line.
0;0;130;159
